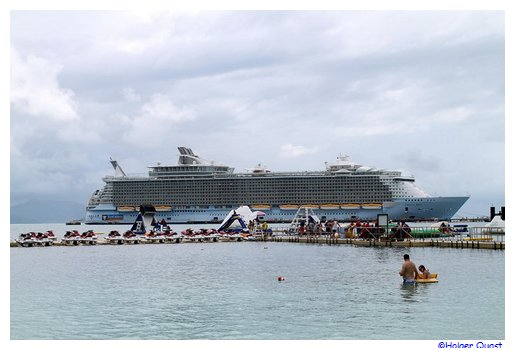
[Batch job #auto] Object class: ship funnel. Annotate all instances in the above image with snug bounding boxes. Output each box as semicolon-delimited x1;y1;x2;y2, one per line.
110;158;126;177
177;147;212;165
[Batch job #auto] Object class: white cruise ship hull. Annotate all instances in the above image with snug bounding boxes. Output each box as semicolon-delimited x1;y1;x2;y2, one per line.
85;196;469;224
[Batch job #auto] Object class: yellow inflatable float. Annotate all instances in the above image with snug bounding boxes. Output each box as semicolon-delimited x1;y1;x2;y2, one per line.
416;273;438;283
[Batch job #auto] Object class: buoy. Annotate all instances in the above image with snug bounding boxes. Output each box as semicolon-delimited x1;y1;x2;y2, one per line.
277;276;285;281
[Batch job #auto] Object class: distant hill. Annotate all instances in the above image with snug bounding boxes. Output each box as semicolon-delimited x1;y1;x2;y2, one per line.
10;199;85;224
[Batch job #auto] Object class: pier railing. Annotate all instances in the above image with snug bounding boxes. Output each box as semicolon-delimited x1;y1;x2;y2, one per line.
464;226;505;242
269;225;505;243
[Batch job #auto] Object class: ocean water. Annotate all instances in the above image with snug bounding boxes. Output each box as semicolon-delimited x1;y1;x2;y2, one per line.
10;224;504;340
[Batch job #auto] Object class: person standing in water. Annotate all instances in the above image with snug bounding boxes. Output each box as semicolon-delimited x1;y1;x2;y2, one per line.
399;254;418;284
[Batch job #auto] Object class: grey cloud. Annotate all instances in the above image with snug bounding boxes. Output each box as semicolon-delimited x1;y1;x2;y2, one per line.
10;11;505;217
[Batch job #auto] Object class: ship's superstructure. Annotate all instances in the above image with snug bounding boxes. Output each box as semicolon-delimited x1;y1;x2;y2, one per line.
85;147;469;224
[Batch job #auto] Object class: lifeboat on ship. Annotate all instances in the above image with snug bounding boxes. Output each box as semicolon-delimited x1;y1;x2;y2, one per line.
117;206;136;212
154;205;172;212
279;204;299;210
340;203;361;209
300;204;319;209
320;204;340;210
361;203;382;209
251;204;271;211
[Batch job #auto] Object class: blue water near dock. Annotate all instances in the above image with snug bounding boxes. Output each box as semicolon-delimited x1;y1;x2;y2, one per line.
10;223;504;340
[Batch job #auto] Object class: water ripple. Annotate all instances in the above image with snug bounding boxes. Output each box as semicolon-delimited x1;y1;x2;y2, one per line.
11;242;504;339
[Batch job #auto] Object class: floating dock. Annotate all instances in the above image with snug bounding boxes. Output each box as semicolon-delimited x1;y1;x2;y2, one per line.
10;235;504;250
262;236;505;250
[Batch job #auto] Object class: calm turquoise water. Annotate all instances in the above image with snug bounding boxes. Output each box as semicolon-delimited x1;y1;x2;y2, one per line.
10;224;504;340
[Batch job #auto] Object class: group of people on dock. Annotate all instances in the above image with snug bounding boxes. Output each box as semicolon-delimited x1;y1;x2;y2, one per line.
296;219;340;237
294;219;414;241
247;219;271;237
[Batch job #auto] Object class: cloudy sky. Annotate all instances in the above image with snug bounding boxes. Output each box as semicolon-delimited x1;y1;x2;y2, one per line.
9;10;505;217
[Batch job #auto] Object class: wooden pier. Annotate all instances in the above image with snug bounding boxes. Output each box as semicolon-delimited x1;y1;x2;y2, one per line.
262;235;504;250
11;235;504;250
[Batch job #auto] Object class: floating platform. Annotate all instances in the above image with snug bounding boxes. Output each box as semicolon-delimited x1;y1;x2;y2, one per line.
10;236;504;250
263;236;505;250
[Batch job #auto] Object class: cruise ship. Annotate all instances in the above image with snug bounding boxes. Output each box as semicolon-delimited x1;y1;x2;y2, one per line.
84;147;469;224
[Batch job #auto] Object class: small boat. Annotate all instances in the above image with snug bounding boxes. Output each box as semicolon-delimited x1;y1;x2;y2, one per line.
181;228;205;242
65;220;81;225
246;163;271;174
415;273;439;283
162;229;181;243
180;228;219;242
123;230;141;244
451;224;469;234
410;227;445;238
62;230;82;245
106;230;124;244
80;230;98;245
217;230;244;241
19;231;55;246
197;228;220;242
241;232;260;241
44;230;57;241
145;231;168;243
38;232;54;245
16;232;39;247
152;219;181;242
431;221;453;234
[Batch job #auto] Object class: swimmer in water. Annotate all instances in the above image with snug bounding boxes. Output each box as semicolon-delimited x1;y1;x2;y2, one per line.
399;254;417;284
